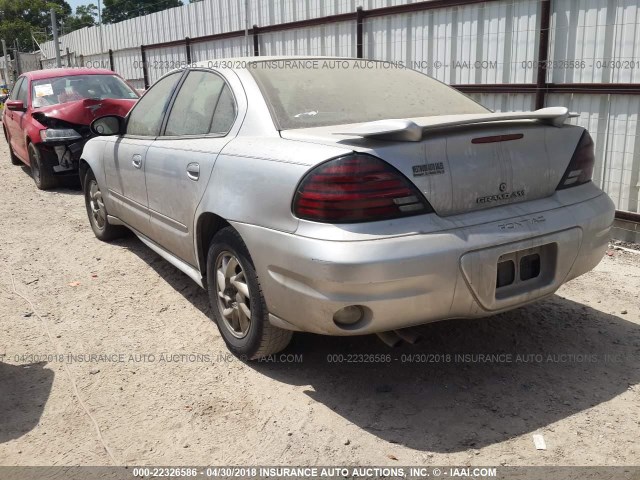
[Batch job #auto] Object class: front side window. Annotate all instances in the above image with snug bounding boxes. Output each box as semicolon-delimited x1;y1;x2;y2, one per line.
164;71;236;136
31;74;138;108
127;72;181;137
16;78;28;104
8;77;24;101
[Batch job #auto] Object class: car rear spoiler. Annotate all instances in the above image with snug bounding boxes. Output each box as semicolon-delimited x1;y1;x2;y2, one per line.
333;107;579;142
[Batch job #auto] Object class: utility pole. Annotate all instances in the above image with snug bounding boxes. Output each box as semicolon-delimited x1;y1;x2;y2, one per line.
13;39;22;75
1;39;10;87
51;8;62;68
97;0;104;54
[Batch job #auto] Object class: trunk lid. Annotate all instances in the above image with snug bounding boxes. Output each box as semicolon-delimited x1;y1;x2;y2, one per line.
281;117;584;216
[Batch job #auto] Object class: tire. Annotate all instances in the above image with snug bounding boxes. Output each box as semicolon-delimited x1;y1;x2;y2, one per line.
83;169;127;241
28;143;57;190
3;127;21;165
206;227;293;360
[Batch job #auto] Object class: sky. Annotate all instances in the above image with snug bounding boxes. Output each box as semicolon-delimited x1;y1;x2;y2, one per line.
66;0;119;14
67;0;91;11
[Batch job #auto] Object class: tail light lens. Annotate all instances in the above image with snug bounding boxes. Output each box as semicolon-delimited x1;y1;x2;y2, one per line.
556;130;595;190
293;153;434;223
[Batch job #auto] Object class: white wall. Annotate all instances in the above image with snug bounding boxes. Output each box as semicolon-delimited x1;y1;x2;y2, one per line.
36;0;640;213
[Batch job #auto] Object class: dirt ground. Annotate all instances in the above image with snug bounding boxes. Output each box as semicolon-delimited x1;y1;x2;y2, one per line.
0;136;639;467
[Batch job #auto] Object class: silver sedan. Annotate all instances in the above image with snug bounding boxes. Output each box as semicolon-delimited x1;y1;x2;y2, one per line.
81;57;615;359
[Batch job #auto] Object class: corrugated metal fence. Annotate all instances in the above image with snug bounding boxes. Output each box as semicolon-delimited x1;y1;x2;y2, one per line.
39;0;640;217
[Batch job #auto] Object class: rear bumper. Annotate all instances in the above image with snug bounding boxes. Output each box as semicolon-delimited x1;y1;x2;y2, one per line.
232;191;614;335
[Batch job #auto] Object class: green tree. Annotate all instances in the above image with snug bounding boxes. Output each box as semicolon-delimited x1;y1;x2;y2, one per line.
0;0;72;50
65;3;98;32
102;0;182;24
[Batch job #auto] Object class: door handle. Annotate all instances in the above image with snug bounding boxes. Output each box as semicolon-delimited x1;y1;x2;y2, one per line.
186;162;200;181
132;154;142;169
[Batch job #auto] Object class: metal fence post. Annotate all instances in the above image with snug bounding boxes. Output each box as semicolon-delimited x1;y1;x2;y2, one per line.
535;0;551;110
253;25;260;57
356;6;364;59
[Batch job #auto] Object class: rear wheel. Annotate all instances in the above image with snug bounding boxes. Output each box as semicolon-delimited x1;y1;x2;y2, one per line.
29;143;57;190
207;227;292;360
3;127;21;165
84;169;127;241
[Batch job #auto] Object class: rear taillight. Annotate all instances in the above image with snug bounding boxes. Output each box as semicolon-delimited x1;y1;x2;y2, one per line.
293;153;434;223
556;130;595;190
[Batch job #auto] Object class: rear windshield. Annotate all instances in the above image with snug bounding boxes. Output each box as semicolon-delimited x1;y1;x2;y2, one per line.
248;59;488;129
31;74;138;108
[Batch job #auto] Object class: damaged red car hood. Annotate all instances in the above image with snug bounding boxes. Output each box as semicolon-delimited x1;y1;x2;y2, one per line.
34;98;137;125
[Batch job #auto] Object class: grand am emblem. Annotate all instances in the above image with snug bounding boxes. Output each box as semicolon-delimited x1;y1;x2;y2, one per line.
476;183;525;204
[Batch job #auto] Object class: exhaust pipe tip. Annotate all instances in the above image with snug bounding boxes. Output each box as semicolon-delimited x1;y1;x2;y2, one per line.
376;331;403;348
394;328;422;345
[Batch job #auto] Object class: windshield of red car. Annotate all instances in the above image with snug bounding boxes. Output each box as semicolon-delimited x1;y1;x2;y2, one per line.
248;59;488;130
31;74;138;108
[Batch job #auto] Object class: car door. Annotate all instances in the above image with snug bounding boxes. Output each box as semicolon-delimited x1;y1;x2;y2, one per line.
3;77;22;147
13;77;30;160
5;77;27;159
144;69;240;266
103;71;183;236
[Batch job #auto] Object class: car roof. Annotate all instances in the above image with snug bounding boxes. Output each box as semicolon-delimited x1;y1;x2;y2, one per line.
22;68;119;81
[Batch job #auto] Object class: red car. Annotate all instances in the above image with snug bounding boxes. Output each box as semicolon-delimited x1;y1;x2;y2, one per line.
2;68;139;189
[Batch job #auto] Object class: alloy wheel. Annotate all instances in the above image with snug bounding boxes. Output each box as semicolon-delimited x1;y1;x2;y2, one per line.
88;180;107;230
215;251;252;338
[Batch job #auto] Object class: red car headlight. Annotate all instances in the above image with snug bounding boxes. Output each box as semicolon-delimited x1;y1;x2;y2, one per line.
40;128;82;143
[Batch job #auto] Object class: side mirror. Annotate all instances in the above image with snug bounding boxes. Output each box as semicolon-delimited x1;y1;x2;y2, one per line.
90;115;126;136
6;100;25;111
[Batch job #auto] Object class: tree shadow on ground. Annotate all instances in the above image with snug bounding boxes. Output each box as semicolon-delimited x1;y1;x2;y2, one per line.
0;361;54;444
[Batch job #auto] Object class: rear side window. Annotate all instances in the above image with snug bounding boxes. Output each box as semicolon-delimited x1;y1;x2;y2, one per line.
164;71;236;136
209;85;236;135
127;72;181;137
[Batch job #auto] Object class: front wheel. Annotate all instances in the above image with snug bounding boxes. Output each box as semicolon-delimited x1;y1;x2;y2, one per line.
207;227;292;360
83;169;127;241
29;143;57;190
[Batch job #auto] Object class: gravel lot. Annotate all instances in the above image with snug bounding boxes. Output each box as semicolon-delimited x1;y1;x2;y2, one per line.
0;136;639;467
